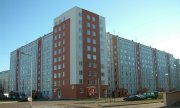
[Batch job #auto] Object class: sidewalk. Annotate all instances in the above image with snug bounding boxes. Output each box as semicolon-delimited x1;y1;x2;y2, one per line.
0;101;17;104
31;98;163;108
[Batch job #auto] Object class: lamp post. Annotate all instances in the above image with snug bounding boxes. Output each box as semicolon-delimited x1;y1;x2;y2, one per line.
20;52;32;107
165;73;169;92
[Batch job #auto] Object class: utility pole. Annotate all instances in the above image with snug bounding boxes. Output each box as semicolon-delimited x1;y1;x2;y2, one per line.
98;78;100;99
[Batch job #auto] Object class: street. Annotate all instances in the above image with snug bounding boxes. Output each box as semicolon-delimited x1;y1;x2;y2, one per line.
0;99;166;108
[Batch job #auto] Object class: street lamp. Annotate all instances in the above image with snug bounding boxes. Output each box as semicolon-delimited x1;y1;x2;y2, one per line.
20;52;32;107
165;73;169;92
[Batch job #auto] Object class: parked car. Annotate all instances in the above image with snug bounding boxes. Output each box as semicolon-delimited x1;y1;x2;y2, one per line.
137;95;146;100
143;91;158;99
18;97;28;102
123;95;146;101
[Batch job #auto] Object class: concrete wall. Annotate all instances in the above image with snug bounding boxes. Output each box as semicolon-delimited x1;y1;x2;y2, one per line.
163;90;180;106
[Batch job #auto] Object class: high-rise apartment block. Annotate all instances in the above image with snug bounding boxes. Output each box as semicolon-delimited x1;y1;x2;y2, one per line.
106;32;178;96
52;7;107;99
9;33;53;97
9;7;180;99
0;70;9;93
9;7;108;99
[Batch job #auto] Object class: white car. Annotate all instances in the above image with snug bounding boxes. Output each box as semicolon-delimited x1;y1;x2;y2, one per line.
28;97;32;101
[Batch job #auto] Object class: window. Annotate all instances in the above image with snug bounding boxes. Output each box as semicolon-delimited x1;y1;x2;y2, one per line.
58;26;61;31
92;17;95;22
58;64;61;70
58;73;61;78
79;70;83;75
54;43;57;48
58;34;62;38
63;55;65;60
62;72;65;77
92;24;96;29
87;38;91;43
94;80;97;85
54;36;57;41
93;72;97;77
92;39;96;44
101;80;105;85
88;80;92;85
62;40;65;44
80;88;83;93
88;71;91;76
54;74;57;78
93;63;97;68
87;54;91;59
78;20;82;24
93;55;96;60
58;49;61;54
101;72;105;77
79;61;83;66
58;42;61;46
62;63;64;68
88;62;91;67
58;80;61;87
92;32;96;36
78;12;82;17
87;46;91;51
62;47;65;52
86;22;90;28
87;30;90;35
58;57;61;62
79;79;83;84
54;58;57;63
87;15;90;20
101;64;104;69
93;47;96;52
79;36;82;41
79;28;82;33
54;65;57;70
54;28;57;33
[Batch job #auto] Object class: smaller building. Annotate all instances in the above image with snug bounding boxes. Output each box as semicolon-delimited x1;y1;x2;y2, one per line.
175;59;180;90
0;70;9;94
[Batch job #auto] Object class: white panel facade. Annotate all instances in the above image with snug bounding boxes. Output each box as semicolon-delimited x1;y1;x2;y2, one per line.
140;45;155;92
99;16;108;85
118;38;136;95
156;50;167;90
106;34;115;92
9;51;17;92
18;41;37;96
54;7;80;84
42;33;53;97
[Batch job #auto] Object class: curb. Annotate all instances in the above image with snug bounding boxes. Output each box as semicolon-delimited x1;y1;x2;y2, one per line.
102;101;163;107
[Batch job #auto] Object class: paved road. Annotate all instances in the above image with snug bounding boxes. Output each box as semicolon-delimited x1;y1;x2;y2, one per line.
0;101;76;108
0;100;167;108
105;103;165;108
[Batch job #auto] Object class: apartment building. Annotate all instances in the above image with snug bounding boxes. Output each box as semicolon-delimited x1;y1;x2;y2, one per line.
9;7;108;99
0;70;9;93
106;32;177;96
9;33;53;97
9;6;179;99
52;6;107;99
175;59;180;90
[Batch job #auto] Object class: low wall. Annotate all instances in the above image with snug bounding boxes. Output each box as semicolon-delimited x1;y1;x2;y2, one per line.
163;90;180;106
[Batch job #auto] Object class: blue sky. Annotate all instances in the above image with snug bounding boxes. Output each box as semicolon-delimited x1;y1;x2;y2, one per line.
0;0;180;71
